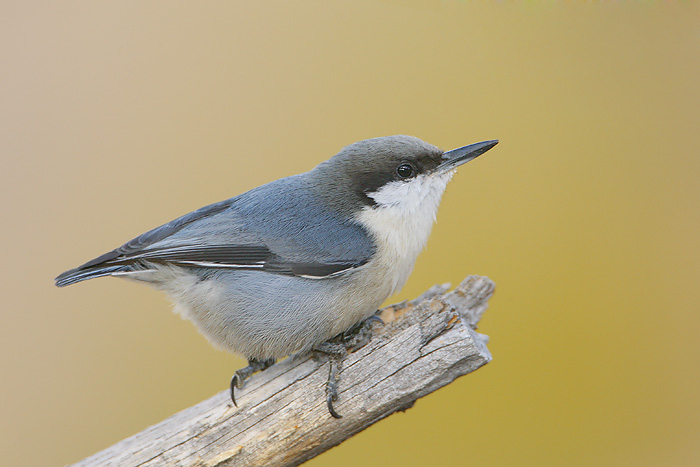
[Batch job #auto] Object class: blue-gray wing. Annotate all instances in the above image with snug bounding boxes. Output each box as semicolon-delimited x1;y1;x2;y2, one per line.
55;175;375;287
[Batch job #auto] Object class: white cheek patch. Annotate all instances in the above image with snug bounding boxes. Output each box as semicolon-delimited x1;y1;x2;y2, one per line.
366;171;454;215
356;171;455;296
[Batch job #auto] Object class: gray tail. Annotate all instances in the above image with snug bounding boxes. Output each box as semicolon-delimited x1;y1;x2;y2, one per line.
55;265;132;287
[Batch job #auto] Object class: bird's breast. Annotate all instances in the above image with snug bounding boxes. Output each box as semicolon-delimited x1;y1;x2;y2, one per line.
355;171;453;296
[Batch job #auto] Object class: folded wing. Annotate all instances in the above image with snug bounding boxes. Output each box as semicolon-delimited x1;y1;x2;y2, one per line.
55;175;374;287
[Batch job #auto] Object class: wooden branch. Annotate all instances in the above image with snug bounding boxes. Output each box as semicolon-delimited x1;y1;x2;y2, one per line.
72;275;495;467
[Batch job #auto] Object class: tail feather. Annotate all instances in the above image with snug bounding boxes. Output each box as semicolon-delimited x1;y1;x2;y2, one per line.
55;265;132;287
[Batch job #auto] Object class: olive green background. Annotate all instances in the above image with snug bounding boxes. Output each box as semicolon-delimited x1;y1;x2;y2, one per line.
2;2;699;466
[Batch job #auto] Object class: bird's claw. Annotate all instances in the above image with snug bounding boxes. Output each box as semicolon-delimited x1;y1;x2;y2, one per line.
230;374;241;407
327;393;342;419
230;357;275;407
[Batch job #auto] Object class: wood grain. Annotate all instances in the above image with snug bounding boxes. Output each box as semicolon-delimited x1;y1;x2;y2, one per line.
72;275;495;467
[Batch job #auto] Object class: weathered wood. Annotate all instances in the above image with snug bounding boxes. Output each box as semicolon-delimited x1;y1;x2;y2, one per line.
72;275;495;467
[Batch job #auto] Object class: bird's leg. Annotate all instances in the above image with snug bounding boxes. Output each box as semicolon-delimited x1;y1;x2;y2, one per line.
313;340;347;419
230;357;275;407
314;312;385;418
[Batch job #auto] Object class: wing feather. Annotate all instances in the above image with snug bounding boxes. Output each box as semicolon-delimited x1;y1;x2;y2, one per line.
55;175;374;286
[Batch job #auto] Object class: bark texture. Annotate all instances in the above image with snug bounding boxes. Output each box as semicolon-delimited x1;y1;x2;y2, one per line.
72;275;495;467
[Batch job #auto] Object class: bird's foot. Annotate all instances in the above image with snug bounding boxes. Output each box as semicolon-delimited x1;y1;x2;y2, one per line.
339;313;384;351
314;313;384;418
230;357;275;407
313;341;347;419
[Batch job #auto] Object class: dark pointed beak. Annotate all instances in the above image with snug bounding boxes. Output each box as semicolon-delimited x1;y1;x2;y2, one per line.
438;139;499;173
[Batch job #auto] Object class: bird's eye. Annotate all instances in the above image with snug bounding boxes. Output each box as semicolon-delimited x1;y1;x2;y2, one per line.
396;163;414;179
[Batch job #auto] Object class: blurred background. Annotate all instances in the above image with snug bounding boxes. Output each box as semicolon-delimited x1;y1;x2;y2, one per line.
2;1;699;466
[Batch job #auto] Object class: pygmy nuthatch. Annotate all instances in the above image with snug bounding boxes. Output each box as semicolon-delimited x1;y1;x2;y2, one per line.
56;135;498;417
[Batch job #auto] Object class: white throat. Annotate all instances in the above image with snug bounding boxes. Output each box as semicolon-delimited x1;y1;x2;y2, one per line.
355;171;454;295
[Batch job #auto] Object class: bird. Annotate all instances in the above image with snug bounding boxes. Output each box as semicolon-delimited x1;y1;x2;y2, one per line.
55;135;498;417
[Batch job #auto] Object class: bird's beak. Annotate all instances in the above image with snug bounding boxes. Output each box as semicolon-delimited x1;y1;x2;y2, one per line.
437;139;499;173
